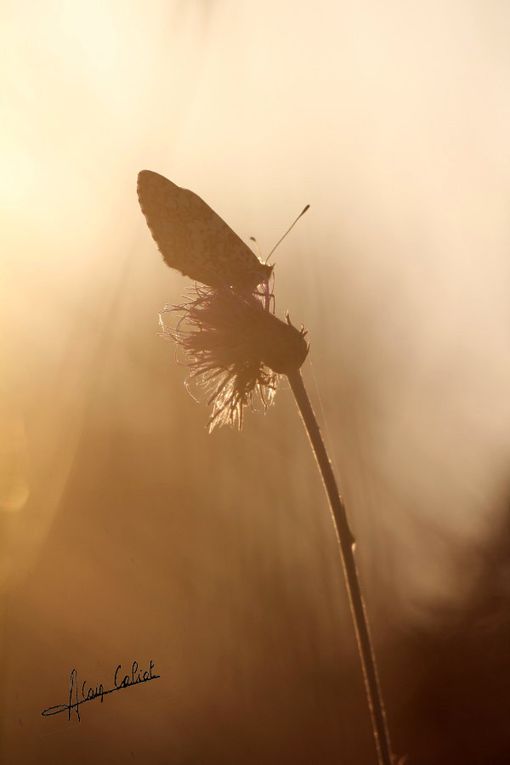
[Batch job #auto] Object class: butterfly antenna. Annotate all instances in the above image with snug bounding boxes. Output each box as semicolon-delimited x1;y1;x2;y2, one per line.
265;204;310;264
249;235;262;260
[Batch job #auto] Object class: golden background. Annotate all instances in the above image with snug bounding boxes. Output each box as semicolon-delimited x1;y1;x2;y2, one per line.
2;2;510;763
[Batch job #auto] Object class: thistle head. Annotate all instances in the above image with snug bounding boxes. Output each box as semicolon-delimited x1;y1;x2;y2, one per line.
161;286;308;432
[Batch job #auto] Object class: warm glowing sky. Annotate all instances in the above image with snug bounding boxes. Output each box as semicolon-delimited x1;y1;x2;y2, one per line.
3;0;510;617
3;3;510;763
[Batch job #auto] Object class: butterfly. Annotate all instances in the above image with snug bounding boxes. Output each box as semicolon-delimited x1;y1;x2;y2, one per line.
137;170;272;292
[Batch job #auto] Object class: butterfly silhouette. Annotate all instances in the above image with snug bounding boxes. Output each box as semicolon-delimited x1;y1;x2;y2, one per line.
137;170;272;292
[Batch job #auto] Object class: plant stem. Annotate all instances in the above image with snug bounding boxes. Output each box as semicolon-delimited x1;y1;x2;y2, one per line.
287;368;393;765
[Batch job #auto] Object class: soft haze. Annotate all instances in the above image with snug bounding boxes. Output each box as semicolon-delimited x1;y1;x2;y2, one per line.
2;2;510;763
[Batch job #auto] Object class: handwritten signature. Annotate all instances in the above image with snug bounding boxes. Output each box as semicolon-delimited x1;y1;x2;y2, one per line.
41;660;160;721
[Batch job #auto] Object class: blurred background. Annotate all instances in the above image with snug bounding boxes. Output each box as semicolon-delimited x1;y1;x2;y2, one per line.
2;1;510;762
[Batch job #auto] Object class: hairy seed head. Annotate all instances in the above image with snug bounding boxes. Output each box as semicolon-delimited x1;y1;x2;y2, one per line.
160;286;308;431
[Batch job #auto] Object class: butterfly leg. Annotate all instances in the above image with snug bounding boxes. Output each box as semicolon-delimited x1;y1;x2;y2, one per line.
261;277;276;314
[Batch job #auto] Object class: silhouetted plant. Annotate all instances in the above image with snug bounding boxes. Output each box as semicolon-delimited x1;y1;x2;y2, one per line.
138;169;397;765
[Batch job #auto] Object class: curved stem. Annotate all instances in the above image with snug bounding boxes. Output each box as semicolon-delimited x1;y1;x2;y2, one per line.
287;369;393;765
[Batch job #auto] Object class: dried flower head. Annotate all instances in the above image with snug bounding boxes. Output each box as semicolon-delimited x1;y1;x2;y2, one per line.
160;286;308;431
138;169;309;430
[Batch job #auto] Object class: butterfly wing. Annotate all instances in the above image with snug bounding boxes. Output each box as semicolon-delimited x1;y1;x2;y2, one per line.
137;170;272;290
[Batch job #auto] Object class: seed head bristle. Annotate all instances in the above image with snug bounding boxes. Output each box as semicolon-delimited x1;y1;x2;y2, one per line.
160;285;308;431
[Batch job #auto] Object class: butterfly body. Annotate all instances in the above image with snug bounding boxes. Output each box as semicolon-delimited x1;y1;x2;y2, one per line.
137;170;272;291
